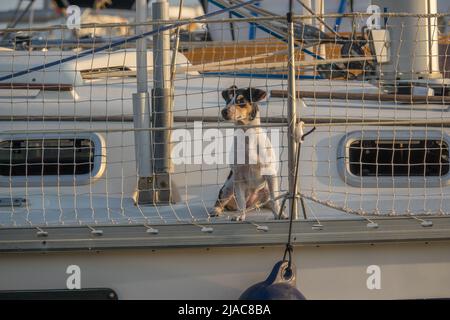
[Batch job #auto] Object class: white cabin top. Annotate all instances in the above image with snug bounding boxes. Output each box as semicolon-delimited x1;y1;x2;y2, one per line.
0;49;197;86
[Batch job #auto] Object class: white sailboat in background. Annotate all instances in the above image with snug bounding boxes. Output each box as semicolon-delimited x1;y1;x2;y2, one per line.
0;0;449;299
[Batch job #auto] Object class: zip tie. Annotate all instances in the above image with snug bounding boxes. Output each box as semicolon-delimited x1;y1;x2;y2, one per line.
294;125;316;143
191;222;214;233
361;216;379;229
87;225;104;236
311;214;323;230
144;224;159;234
246;221;269;232
312;223;323;231
201;226;214;233
36;227;48;237
411;216;433;227
366;221;379;229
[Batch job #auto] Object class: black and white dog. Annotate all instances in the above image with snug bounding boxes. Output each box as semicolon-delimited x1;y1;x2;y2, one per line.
209;86;286;221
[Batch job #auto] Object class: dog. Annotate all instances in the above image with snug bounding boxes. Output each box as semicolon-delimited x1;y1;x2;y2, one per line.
209;86;286;221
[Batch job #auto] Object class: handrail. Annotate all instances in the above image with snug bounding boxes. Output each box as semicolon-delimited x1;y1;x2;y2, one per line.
0;83;73;91
271;90;450;104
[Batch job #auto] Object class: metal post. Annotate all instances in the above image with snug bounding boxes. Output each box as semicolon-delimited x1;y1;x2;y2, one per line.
287;6;298;220
372;0;442;81
133;0;155;204
314;0;326;58
302;0;313;25
152;0;179;203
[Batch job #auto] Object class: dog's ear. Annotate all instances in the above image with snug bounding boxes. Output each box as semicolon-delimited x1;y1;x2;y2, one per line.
249;104;259;121
221;85;238;103
245;88;267;103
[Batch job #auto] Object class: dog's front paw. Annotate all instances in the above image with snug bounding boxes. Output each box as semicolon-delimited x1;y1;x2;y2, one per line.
209;206;223;217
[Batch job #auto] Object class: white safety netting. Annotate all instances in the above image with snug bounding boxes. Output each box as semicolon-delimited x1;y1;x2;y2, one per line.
0;2;448;228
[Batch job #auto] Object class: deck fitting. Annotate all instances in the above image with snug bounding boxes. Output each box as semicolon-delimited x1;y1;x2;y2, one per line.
366;222;379;229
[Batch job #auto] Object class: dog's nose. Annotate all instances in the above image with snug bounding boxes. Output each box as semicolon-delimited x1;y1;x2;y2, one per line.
221;108;229;120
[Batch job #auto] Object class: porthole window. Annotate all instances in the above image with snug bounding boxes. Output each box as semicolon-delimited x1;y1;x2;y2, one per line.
348;139;449;177
338;131;450;187
0;134;105;187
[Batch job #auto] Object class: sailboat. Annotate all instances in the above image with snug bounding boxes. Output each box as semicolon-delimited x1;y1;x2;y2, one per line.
0;0;449;299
